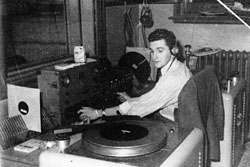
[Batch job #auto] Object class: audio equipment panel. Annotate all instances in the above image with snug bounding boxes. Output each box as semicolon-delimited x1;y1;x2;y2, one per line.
38;61;133;130
93;66;133;109
38;61;98;128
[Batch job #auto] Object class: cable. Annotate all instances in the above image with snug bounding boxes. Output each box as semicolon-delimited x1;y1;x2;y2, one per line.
141;25;148;48
190;14;200;47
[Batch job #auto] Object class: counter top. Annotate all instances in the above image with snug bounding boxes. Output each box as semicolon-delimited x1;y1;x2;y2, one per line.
1;122;202;167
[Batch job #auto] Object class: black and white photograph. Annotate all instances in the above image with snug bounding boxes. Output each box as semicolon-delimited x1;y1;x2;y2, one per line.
0;0;250;167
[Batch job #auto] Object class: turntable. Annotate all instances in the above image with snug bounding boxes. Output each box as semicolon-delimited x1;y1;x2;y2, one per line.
39;120;204;167
80;120;167;157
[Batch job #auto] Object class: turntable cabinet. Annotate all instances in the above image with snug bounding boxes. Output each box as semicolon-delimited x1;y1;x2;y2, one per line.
39;120;204;167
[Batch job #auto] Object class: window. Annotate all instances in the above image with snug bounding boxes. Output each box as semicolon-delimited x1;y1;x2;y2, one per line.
5;0;81;87
7;0;68;68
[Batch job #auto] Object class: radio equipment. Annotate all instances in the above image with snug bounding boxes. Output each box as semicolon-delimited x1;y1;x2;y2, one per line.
38;61;98;129
38;60;133;129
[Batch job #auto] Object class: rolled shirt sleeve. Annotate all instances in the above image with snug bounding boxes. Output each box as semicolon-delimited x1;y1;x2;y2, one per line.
119;101;131;115
119;59;192;121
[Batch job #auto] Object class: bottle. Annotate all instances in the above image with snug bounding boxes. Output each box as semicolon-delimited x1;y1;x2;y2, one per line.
229;70;239;86
184;44;192;68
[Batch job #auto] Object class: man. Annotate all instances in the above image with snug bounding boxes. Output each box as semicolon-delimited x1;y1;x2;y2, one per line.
78;29;192;123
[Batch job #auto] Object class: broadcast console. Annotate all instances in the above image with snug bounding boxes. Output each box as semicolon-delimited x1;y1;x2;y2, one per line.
38;59;133;129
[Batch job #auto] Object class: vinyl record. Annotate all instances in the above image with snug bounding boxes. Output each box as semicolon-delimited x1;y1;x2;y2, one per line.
118;52;151;83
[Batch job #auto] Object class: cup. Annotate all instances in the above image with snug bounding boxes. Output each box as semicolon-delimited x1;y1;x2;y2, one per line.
56;134;70;153
74;46;86;63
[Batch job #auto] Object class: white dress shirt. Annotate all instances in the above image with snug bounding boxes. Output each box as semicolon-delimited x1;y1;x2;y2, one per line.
119;55;192;121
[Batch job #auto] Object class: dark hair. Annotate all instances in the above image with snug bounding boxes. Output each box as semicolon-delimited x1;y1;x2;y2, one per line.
148;29;176;50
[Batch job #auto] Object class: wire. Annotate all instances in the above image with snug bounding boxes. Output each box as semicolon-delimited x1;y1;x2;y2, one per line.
190;14;200;47
141;26;148;48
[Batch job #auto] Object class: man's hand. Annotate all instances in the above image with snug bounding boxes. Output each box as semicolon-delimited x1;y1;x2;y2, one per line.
77;107;101;121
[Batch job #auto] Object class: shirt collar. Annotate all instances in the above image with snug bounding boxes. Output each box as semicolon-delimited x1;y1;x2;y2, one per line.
161;55;175;75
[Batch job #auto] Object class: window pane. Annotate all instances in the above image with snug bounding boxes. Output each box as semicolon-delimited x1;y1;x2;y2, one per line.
6;0;67;71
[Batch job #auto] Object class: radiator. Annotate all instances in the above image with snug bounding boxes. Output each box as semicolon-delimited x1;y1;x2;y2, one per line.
195;50;250;139
193;50;249;167
211;80;246;167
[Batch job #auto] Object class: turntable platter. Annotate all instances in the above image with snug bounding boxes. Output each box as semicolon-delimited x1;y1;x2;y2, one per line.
82;120;168;157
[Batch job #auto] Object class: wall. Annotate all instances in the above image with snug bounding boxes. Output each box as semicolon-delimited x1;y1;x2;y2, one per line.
67;0;95;55
138;4;250;52
81;0;95;56
106;3;250;66
106;5;139;66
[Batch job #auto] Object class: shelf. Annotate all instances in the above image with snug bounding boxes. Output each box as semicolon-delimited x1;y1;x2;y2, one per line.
169;14;250;24
105;0;180;6
170;2;250;25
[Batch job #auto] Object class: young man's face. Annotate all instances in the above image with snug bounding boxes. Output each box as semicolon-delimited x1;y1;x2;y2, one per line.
149;39;172;69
